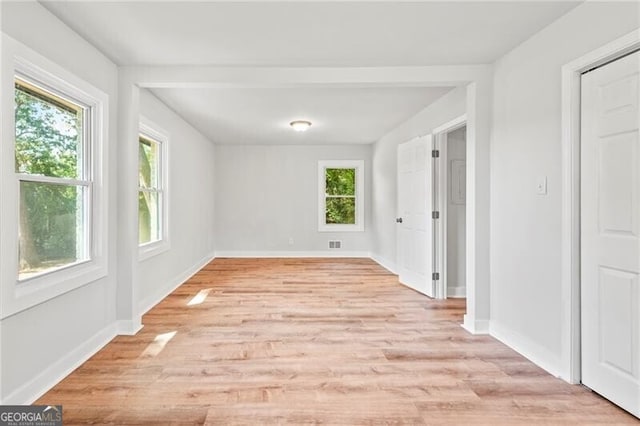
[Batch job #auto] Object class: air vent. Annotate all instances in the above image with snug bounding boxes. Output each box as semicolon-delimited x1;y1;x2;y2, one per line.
328;240;342;249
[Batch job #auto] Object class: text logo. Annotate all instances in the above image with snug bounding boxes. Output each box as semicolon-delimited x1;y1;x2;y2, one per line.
0;405;62;426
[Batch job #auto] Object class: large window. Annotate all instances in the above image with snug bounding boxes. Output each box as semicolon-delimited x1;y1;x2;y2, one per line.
2;42;107;317
318;160;364;232
15;77;90;280
138;120;168;259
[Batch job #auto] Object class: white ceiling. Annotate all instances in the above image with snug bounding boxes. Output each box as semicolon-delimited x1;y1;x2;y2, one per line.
41;1;580;67
151;86;453;145
40;1;581;145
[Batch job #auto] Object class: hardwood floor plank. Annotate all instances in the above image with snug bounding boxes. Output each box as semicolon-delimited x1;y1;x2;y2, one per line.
36;258;638;424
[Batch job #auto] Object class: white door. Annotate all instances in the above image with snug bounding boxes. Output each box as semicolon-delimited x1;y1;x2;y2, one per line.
397;135;434;297
581;50;640;418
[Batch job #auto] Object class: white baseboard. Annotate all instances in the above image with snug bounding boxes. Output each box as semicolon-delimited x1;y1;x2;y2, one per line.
461;314;490;334
2;322;118;405
116;319;143;336
447;285;466;298
214;250;371;258
138;252;216;315
370;253;398;274
489;320;561;378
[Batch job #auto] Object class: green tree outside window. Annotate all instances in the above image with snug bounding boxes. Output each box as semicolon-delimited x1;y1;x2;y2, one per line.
15;80;86;277
325;168;356;224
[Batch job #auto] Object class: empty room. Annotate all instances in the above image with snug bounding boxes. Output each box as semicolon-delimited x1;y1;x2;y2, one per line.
0;1;639;424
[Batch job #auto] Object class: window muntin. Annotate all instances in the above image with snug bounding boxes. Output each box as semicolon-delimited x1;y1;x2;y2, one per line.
318;160;364;232
15;77;91;281
138;134;163;246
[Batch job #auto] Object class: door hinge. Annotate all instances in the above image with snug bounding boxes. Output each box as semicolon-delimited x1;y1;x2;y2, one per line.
432;211;440;219
432;149;440;158
432;272;440;281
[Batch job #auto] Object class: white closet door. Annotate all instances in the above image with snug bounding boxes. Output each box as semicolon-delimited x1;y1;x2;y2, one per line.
397;135;434;297
581;50;640;418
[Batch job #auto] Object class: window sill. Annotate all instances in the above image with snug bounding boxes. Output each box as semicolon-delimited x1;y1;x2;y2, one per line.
2;258;107;319
318;224;365;233
139;240;170;262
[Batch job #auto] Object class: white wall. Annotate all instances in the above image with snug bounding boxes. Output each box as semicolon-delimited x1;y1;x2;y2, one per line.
0;1;118;402
371;86;465;270
137;90;216;314
3;0;634;405
446;126;466;297
490;1;639;375
214;144;372;255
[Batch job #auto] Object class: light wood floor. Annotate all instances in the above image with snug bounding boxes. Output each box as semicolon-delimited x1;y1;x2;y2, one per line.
38;258;638;425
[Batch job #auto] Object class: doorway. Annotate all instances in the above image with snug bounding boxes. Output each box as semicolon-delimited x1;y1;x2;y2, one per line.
396;120;468;300
432;120;467;300
443;126;467;299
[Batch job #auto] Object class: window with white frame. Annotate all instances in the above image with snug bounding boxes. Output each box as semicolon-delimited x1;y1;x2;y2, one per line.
15;76;92;281
138;121;168;257
3;42;108;317
318;160;364;232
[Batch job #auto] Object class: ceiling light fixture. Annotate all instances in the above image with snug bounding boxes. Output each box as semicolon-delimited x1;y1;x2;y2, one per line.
290;120;312;132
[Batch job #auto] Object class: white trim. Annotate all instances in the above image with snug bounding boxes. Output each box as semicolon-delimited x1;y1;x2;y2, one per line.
560;28;640;384
436;131;448;300
1;322;118;405
318;160;365;232
432;114;467;135
0;36;109;319
490;320;562;379
116;320;143;336
14;174;90;187
0;28;5;403
139;239;170;262
215;251;371;258
461;316;489;334
432;114;467;300
138;252;216;315
447;285;466;298
370;253;397;275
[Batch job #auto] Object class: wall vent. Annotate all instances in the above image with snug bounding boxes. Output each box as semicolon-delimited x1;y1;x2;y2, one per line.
328;240;342;249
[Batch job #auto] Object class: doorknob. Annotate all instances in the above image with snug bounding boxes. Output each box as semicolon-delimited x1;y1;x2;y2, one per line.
396;217;403;223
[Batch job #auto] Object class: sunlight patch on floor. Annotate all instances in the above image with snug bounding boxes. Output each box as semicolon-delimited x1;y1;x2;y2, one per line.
187;288;212;306
141;331;177;358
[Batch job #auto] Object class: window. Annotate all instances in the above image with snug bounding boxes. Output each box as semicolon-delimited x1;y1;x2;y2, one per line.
2;41;108;317
15;77;90;280
318;160;364;232
138;119;168;259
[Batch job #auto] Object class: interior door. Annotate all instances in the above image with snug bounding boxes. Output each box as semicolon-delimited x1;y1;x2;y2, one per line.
581;50;640;418
397;135;434;297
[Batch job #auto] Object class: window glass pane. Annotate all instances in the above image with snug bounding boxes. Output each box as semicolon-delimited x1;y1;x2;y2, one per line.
19;181;86;279
139;136;160;189
139;191;161;244
15;81;83;179
325;168;355;196
326;197;356;224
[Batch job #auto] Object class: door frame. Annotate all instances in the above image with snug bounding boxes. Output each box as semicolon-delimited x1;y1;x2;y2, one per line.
560;28;640;384
433;115;467;300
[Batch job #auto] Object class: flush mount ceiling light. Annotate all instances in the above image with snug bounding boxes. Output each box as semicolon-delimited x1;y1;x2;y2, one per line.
290;120;312;132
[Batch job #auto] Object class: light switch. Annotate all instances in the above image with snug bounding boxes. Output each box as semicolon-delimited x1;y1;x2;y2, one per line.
536;176;548;195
